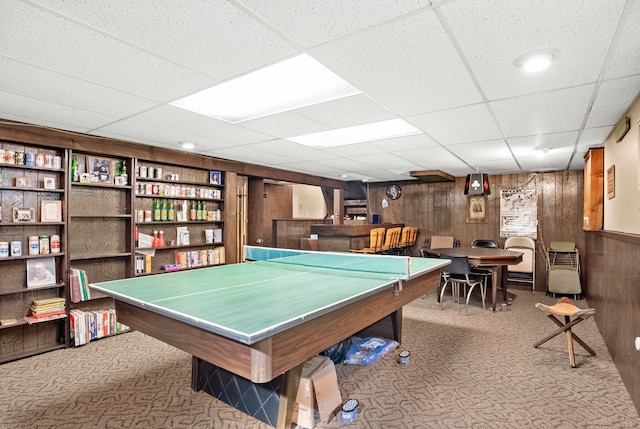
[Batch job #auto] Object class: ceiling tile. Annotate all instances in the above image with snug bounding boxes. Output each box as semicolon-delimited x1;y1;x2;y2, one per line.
309;9;482;116
0;90;118;131
442;0;626;100
491;86;595;137
29;0;298;81
445;139;513;162
604;0;640;80
237;0;432;47
408;103;503;144
586;75;640;128
0;57;157;118
0;1;216;101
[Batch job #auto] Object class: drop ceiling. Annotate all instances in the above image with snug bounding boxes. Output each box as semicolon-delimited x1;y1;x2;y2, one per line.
1;0;639;182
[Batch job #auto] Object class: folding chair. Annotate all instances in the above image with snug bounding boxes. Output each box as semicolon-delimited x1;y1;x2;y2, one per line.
533;297;597;368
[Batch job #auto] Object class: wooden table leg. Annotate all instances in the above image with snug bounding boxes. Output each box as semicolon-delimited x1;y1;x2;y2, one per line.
501;266;508;303
276;362;303;429
491;267;498;311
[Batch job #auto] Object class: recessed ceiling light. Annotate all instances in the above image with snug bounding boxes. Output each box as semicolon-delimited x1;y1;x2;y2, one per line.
287;118;422;148
180;141;196;150
170;54;361;123
514;49;559;73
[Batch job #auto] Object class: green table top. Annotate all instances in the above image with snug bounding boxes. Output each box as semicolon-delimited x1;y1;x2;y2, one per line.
91;253;447;344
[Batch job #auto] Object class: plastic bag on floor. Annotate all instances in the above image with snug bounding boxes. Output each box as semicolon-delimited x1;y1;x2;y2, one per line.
343;337;399;366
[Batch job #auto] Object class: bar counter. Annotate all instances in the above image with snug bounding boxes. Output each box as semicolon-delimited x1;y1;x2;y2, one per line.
310;223;404;252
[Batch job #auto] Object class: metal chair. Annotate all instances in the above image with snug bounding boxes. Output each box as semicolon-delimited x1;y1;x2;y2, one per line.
439;254;486;316
471;239;499;295
419;235;460;257
505;237;536;293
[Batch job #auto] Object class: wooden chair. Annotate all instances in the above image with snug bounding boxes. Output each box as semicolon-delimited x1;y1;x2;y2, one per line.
349;227;385;254
377;227;402;254
534;297;596;367
396;226;418;255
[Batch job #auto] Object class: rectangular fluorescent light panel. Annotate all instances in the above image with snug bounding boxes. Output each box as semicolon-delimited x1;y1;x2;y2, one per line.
287;118;422;148
170;54;361;123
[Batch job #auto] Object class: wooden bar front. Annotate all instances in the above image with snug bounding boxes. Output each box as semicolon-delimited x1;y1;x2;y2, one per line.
310;223;404;251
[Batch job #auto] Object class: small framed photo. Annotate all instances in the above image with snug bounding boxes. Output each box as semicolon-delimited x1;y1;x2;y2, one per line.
80;173;91;184
114;176;127;186
87;155;113;184
14;177;32;187
27;257;56;287
43;176;56;189
41;200;62;222
13;207;35;223
467;196;487;223
209;171;222;185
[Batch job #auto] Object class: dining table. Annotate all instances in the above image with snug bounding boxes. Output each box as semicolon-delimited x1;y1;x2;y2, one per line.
422;247;524;311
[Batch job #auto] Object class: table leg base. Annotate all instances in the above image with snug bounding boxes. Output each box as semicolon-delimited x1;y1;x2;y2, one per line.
192;356;284;427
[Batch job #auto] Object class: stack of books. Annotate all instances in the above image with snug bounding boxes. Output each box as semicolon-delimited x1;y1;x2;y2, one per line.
26;297;66;324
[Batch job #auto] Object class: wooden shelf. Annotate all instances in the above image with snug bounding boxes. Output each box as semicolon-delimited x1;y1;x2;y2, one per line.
0;185;64;193
0;343;65;364
0;282;65;296
70;252;132;261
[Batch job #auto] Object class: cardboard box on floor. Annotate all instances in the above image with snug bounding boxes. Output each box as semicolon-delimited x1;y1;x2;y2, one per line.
293;355;342;429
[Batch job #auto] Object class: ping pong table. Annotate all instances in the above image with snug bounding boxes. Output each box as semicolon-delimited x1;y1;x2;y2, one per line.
90;246;448;428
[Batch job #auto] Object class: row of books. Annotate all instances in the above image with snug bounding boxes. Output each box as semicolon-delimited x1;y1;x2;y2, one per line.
69;308;129;347
69;268;91;303
175;246;225;268
134;246;226;274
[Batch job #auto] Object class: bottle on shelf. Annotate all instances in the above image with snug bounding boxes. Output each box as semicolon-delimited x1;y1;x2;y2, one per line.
120;162;128;185
71;154;79;182
152;230;159;247
153;199;161;221
196;200;203;221
160;199;168;221
168;201;175;221
189;200;197;221
158;230;165;247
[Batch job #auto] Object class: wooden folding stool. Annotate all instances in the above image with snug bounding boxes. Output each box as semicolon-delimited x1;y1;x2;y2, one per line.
534;297;597;368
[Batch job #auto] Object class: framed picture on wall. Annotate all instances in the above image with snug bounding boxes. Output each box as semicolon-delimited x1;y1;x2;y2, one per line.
467;196;486;223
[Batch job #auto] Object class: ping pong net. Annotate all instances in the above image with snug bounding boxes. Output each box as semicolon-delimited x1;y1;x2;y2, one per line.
244;246;411;277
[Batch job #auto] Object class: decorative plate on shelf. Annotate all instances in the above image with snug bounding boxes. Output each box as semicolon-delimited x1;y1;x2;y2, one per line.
386;184;402;200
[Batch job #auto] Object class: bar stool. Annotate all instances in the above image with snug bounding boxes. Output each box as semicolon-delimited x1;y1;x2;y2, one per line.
533;297;597;368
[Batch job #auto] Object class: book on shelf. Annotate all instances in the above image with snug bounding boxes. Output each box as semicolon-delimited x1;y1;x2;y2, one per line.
70;308;129;347
70;268;91;302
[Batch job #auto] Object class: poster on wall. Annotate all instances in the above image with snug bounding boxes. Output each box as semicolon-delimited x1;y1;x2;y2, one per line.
499;189;537;238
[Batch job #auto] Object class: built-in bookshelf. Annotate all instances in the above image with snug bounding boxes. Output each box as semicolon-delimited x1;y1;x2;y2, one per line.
0;143;68;363
66;151;133;346
133;160;225;275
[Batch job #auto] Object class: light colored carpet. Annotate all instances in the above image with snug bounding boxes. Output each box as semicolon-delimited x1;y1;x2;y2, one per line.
1;286;639;429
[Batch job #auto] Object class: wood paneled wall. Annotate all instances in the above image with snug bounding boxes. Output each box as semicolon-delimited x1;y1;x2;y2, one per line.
367;171;585;292
583;231;640;415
